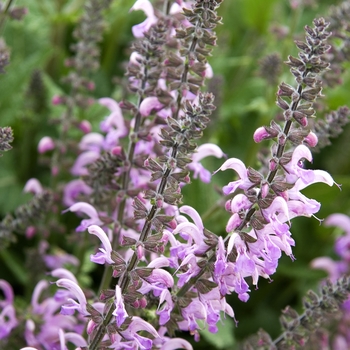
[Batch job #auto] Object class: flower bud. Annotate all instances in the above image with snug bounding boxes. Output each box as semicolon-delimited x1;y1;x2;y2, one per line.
304;131;318;147
38;136;55;153
253;127;269;143
79;120;92;134
51;95;63;105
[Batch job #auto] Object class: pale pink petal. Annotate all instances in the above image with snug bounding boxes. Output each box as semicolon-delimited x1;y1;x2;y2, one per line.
192;143;225;162
70;151;100;176
140;97;164;116
179;205;204;231
215;158;247;179
79;132;104;151
161;338;193;350
38;136;55;153
23;178;43;195
325;213;350;235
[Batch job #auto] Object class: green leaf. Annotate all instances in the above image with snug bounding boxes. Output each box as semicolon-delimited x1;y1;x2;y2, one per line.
199;315;236;349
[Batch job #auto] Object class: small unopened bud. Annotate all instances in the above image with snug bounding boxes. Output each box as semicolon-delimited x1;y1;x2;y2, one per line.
168;219;177;230
253;127;269;143
25;226;36;239
139;297;147;308
38;136;55;153
225;199;231;212
269;158;278;172
279;191;289;202
87;320;97;334
261;183;269;199
52;95;63;105
278;132;287;146
51;166;59;177
137;244;144;260
304;131;318;147
111;146;122;156
86;81;95;91
79;120;92;134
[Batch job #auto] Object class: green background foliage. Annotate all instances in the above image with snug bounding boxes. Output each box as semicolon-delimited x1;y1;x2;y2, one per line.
0;0;349;348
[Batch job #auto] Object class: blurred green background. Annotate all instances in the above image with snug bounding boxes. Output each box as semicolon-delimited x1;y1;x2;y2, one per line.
0;0;350;348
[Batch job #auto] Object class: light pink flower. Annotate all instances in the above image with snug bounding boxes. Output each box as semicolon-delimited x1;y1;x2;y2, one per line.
215;158;254;195
130;0;158;38
23;178;43;195
139;96;165;117
189;143;225;183
38;136;55;153
88;225;114;265
55;278;89;316
63;202;103;232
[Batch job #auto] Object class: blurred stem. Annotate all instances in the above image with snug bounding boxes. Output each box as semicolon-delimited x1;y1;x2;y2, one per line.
0;0;14;33
0;248;28;285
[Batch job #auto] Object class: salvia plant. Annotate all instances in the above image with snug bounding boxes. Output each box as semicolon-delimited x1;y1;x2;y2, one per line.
1;0;350;349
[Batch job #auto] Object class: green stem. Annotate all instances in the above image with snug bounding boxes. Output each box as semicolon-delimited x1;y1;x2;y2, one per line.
0;0;14;33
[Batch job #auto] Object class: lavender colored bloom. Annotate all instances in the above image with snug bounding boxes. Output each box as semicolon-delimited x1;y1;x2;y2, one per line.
111;316;159;350
79;132;104;152
215;158;254;195
113;286;128;327
99;98;128;139
178;300;206;338
188;143;225;183
63;179;93;207
55;278;89;316
160;338;193;350
130;0;157;38
63;202;104;232
70;150;100;176
139;96;165;117
23;178;43;195
0;304;18;339
88;225;114;265
59;328;87;349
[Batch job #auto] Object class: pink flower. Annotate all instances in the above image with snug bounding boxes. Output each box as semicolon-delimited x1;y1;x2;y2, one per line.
70;150;100;176
139;96;165;117
130;0;158;38
38;136;55;153
215;158;254;195
113;286;128;327
23;178;43;195
55;278;89;316
189;143;225;183
99;98;127;136
88;225;114;265
63;202;103;232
